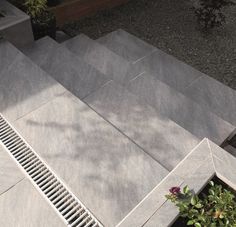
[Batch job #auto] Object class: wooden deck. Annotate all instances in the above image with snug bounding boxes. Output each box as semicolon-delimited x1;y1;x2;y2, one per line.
49;0;130;26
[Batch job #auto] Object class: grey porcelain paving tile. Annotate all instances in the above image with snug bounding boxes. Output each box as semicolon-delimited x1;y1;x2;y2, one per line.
183;157;215;194
144;200;179;227
184;75;236;126
118;139;210;227
224;144;236;157
172;138;211;179
63;34;144;84
127;73;235;145
97;29;156;63
22;36;110;99
13;91;168;227
135;48;203;92
0;145;24;196
0;41;66;122
117;173;183;227
0;39;23;76
0;179;65;227
209;140;236;187
144;157;215;227
85;81;200;171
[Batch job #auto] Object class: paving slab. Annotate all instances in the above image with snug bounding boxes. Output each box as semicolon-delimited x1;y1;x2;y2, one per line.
13;91;168;227
21;36;110;99
127;72;235;145
0;179;65;227
0;145;24;196
144;157;215;227
62;34;144;84
117;138;210;227
85;81;199;171
97;29;156;63
134;48;204;92
184;75;236;126
0;40;66;122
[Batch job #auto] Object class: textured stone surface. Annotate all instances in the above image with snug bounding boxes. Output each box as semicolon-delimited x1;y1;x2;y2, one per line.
0;40;66;122
0;145;24;196
184;76;236;126
144;157;215;227
127;73;235;145
134;48;203;91
63;34;144;84
85;81;199;171
97;29;156;62
0;0;33;48
0;179;65;227
14;91;168;227
22;37;110;99
118;139;210;227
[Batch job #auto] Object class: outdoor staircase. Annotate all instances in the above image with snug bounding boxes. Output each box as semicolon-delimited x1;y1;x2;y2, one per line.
0;29;235;227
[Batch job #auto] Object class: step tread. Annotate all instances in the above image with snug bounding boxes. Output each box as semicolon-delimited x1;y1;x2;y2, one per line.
184;75;236;126
224;145;236;157
97;29;156;62
21;36;110;99
0;179;65;227
127;72;235;145
0;145;24;196
14;90;168;227
84;80;200;171
0;39;66;122
62;34;144;84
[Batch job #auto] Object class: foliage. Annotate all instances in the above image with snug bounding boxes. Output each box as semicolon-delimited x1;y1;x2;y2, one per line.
24;0;47;19
192;0;235;29
166;181;236;226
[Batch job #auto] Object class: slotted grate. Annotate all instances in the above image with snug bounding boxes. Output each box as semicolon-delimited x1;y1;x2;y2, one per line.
0;114;103;227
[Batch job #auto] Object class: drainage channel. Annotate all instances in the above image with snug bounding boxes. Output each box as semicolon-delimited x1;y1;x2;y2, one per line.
0;114;103;227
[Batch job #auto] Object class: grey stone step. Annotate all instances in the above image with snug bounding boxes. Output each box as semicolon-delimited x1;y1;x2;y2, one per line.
14;90;168;227
96;29;203;92
21;36;110;99
224;145;236;157
97;29;156;63
62;34;144;85
0;39;66;122
0;179;65;226
1;39;168;225
84;80;200;171
183;75;236;127
127;73;235;145
0;145;24;196
98;29;236;134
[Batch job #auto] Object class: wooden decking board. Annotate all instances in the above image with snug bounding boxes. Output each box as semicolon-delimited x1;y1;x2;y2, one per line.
49;0;130;26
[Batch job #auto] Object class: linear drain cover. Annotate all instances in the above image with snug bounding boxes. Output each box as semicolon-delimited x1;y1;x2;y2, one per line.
0;114;102;227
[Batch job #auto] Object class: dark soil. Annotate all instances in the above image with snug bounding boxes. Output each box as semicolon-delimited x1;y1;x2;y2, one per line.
62;0;236;90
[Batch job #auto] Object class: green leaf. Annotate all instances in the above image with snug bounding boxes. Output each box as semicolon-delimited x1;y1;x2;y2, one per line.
195;203;203;208
187;220;194;225
194;223;201;227
183;185;190;194
191;195;197;206
209;189;215;195
209;181;214;187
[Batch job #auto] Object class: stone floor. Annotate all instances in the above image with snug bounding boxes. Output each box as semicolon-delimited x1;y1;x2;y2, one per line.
0;28;235;226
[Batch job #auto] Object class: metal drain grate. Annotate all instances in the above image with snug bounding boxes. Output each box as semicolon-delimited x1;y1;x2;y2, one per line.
0;114;103;227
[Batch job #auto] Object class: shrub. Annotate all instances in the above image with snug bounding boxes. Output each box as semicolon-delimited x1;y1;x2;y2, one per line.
24;0;47;19
192;0;235;29
166;181;236;226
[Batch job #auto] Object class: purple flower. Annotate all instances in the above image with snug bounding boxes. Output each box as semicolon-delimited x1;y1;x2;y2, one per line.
169;187;181;195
